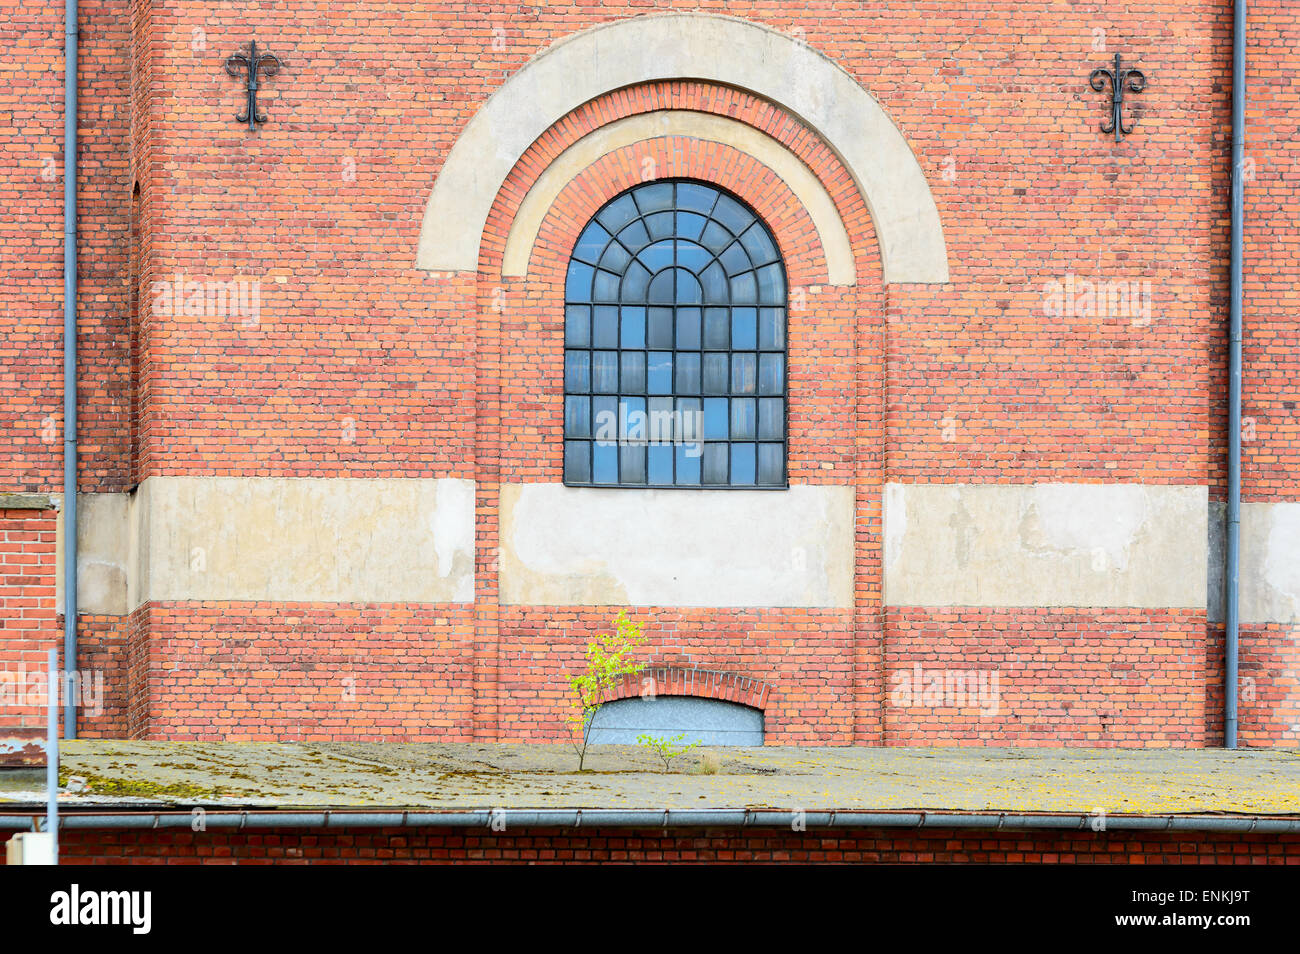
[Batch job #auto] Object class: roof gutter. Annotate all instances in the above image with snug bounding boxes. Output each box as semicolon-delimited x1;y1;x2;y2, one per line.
5;809;1299;834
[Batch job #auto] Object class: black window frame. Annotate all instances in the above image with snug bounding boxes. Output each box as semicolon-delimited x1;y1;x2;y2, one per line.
561;179;789;490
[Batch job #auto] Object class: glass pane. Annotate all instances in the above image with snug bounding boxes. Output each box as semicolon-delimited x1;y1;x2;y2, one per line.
616;219;650;252
675;211;707;242
759;353;785;395
731;398;756;440
648;270;675;304
619;397;646;441
712;194;754;235
700;221;732;253
647;308;674;348
675;241;711;273
620;352;646;393
675;444;702;484
675;352;700;394
565;261;594;301
565;305;590;347
731;353;756;394
758;397;784;439
619;443;646;484
676;182;718;215
700;261;729;303
703;398;728;440
621;261;651;300
675;269;702;305
759;308;784;350
565;396;591;438
594;269;621;301
596;194;638;233
648;352;673;394
639;240;675;273
648;445;673;485
703;353;729;394
677;397;701;442
565;350;589;393
593;396;619;443
593;441;618;483
756;263;785;304
592;351;618;392
729;273;757;304
720;242;752;277
702;443;728;484
675;308;701;350
731;308;757;349
635;181;674;213
572;222;609;264
757;443;784;485
739;223;777;265
593;306;619;348
598;241;631;274
564;440;591;483
731;443;756;485
703;308;729;349
648;397;675;441
620;307;645;348
645;210;675;241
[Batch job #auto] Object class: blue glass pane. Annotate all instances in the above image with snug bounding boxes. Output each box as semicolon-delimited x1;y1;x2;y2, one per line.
621;261;651;300
676;308;701;349
620;307;645;348
620;352;645;393
739;223;778;265
593;442;618;483
645;211;675;241
731;443;756;485
598;241;631;274
572;222;609;264
758;308;784;349
594;269;622;302
648;445;674;485
757;443;784;485
729;273;757;304
565;305;590;347
648;270;676;305
676;182;718;214
566;261;595;301
635;181;674;213
675;445;702;484
759;353;784;394
699;262;729;303
592;351;618;392
593;396;619;443
675;241;712;273
703;308;729;349
597;194;638;233
619;443;646;484
565;441;591;483
731;398;756;440
565;351;589;392
731;308;757;349
639;240;675;273
616;219;651;252
675;211;707;242
619;397;646;441
702;443;728;484
700;220;733;253
677;397;702;442
647;308;674;348
565;396;591;438
593;306;619;348
675;270;702;305
756;263;785;304
648;397;676;441
703;353;728;394
675;353;700;394
648;352;673;394
712;194;755;235
758;397;784;439
730;353;756;395
720;241;752;277
703;397;728;439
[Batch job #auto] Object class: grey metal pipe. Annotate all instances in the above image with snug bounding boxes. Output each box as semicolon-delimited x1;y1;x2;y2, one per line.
61;0;79;740
44;648;59;861
3;808;1299;834
1225;0;1247;749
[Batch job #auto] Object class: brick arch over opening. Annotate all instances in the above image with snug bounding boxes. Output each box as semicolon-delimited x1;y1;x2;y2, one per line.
606;667;772;711
416;12;948;283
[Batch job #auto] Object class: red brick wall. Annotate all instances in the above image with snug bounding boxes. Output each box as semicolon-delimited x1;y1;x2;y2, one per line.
2;3;1298;745
0;509;58;729
58;825;1300;864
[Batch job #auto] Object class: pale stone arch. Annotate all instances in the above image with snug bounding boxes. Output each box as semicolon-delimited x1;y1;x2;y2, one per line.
416;12;950;284
501;110;857;285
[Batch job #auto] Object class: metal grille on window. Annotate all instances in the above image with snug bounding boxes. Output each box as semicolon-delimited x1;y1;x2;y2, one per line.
563;181;787;488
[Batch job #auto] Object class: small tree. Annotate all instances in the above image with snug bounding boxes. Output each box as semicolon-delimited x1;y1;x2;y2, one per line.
637;732;699;773
567;611;646;771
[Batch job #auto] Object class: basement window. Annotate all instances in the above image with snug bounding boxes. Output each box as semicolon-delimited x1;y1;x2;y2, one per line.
587;695;765;746
563;180;788;488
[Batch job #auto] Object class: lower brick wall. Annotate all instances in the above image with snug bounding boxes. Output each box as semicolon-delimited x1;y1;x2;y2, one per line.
884;608;1210;746
0;508;58;730
56;826;1300;864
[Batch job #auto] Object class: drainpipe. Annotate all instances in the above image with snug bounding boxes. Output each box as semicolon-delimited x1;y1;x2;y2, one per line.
62;0;79;739
1225;0;1247;749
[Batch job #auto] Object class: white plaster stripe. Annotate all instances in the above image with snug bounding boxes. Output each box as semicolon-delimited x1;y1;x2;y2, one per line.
501;110;857;285
415;13;949;284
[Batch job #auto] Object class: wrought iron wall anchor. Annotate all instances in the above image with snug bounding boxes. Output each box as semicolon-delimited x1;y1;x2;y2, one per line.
1088;53;1146;141
224;41;281;130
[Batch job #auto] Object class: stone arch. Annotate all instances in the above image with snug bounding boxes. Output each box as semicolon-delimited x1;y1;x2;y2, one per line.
416;12;949;284
605;667;772;711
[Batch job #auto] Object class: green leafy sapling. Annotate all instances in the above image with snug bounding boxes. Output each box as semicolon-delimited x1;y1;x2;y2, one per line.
567;610;646;771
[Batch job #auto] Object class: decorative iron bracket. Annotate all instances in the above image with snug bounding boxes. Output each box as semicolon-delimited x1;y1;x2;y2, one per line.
1088;53;1146;141
224;41;281;130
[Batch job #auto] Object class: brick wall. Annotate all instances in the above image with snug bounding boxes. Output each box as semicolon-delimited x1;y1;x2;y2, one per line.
57;825;1300;864
1;2;1297;745
0;508;58;729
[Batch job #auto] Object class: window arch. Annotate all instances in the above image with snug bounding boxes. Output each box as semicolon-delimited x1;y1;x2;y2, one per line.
563;180;787;488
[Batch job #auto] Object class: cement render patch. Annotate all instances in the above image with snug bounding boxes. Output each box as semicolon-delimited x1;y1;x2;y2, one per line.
5;743;1297;817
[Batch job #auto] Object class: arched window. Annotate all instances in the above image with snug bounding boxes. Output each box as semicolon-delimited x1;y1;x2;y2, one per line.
588;695;765;746
563;181;787;488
